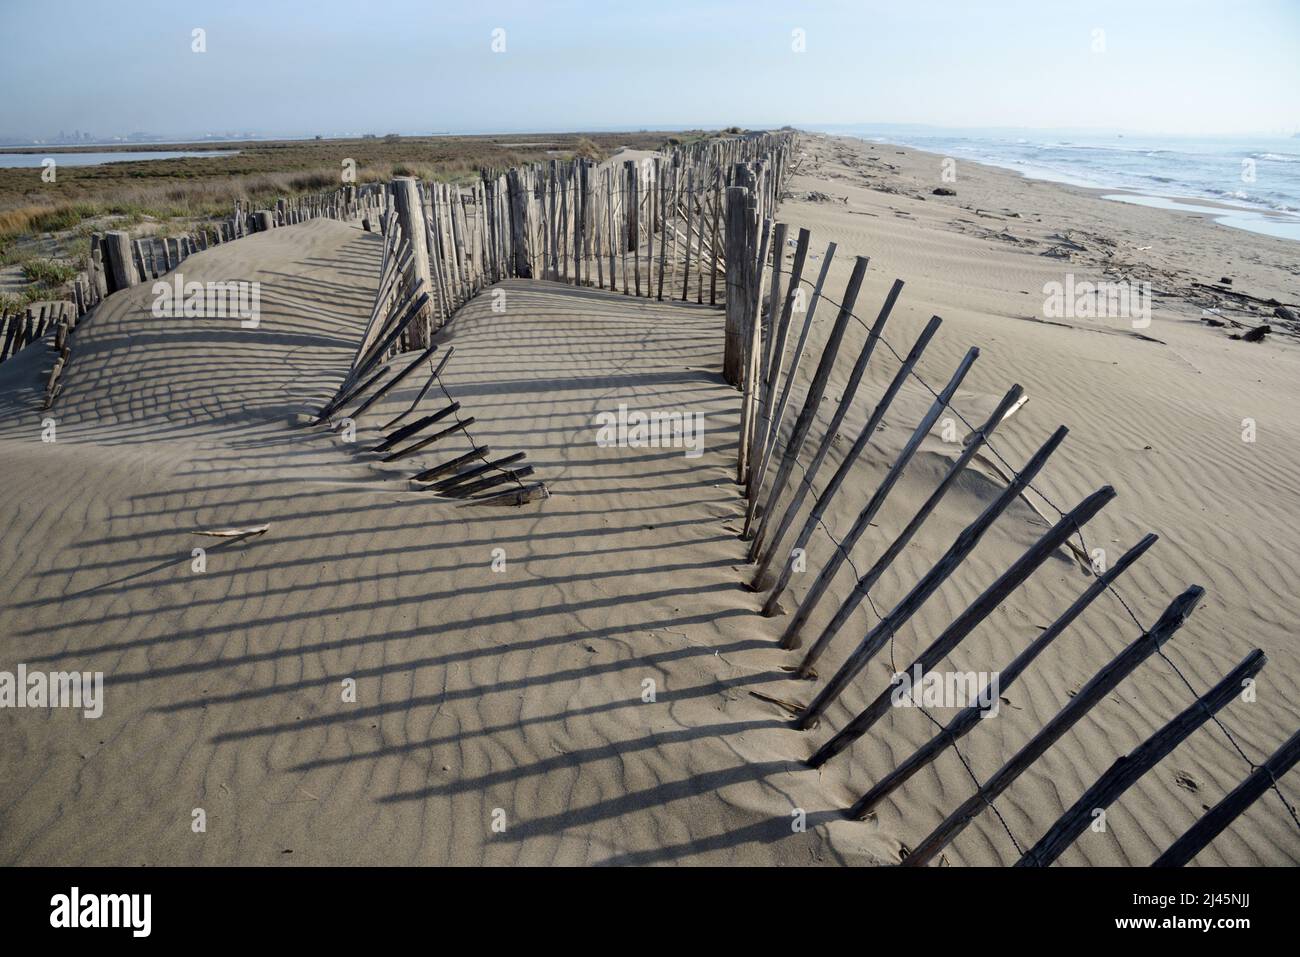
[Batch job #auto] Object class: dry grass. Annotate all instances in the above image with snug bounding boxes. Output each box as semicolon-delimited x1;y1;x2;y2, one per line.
0;130;688;242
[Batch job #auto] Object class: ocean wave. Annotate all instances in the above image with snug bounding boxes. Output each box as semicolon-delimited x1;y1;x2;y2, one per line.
842;130;1300;221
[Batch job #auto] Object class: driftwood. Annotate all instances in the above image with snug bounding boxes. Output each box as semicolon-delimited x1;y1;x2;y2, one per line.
1019;649;1266;867
902;586;1205;867
193;524;270;538
1191;281;1289;308
1232;324;1270;343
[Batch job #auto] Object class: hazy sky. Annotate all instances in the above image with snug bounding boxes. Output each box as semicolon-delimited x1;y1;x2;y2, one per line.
1;0;1296;139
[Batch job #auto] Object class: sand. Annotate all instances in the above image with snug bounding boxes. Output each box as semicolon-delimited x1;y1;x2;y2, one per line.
1;135;1297;866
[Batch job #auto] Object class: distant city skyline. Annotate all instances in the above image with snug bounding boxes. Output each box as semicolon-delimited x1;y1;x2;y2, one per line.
1;0;1297;142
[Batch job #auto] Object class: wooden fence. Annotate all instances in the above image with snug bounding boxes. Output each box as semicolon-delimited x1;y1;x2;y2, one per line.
2;181;384;405
726;200;1300;865
311;132;796;506
6;128;1295;859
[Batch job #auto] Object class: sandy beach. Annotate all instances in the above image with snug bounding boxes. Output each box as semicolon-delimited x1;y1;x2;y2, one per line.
1;132;1297;868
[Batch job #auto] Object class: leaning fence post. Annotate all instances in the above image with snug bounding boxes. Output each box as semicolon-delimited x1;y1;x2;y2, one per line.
391;177;435;341
847;532;1158;818
348;343;439;420
761;318;953;618
746;258;869;563
750;278;902;580
742;241;836;539
760;222;788;405
808;484;1117;769
1152;724;1300;867
794;425;1070;729
1019;649;1267;867
903;585;1205;867
748;226;808;514
736;219;771;484
772;338;974;631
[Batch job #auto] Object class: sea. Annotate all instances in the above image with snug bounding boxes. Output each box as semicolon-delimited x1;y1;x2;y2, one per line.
825;125;1300;242
0;150;239;167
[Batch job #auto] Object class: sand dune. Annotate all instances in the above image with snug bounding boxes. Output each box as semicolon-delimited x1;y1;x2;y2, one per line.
2;137;1297;866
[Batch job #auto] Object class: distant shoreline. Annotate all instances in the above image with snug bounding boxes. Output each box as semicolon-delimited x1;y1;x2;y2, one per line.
840;132;1300;243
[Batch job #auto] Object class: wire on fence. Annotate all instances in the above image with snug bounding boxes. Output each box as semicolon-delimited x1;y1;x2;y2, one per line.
781;268;1300;835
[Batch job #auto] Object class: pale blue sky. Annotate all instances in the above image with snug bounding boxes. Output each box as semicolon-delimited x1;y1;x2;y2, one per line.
0;0;1296;139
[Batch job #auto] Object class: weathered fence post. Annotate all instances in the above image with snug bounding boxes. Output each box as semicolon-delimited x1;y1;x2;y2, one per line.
1019;649;1267;867
736;217;771;483
1152;724;1300;867
742;240;835;539
903;586;1205;867
391;177;435;341
794;425;1069;728
746;257;867;562
102;231;139;293
765;333;969;622
722;185;751;387
808;484;1117;769
750;276;900;581
848;532;1158;818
